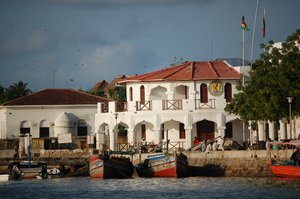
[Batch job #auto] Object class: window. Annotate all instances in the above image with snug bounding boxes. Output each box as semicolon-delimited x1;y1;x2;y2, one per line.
141;124;146;139
129;87;133;101
200;84;208;103
140;85;145;104
20;128;30;135
225;83;232;102
39;127;49;138
161;124;164;139
179;123;185;139
78;126;88;136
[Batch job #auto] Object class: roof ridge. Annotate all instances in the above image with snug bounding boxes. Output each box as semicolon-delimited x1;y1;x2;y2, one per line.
162;62;191;79
208;61;220;78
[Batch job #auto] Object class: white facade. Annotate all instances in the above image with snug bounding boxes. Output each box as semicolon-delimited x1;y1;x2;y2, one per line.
0;105;97;140
95;79;250;151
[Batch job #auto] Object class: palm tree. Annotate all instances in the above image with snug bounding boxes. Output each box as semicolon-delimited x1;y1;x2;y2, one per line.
5;81;32;101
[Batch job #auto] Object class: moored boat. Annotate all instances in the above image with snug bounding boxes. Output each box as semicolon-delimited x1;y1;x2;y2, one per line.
136;152;188;178
269;141;300;178
89;153;134;179
9;161;48;180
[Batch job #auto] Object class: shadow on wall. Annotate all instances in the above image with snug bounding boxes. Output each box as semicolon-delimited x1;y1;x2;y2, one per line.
188;164;225;177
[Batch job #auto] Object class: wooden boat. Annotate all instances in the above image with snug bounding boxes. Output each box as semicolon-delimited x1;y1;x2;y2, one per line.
89;153;134;179
269;141;300;178
9;161;48;180
136;152;188;178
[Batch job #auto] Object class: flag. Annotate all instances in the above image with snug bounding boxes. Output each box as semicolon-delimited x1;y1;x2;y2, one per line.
241;16;249;31
263;10;266;38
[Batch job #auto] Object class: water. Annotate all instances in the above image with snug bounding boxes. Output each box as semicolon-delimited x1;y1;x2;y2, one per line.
0;177;300;199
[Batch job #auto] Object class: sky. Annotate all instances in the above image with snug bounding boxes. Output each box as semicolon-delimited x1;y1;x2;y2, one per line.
0;0;299;92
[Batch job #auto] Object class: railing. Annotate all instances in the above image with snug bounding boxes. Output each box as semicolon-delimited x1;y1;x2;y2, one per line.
101;102;109;113
195;99;216;109
116;141;185;153
162;100;182;110
115;101;127;112
136;100;152;111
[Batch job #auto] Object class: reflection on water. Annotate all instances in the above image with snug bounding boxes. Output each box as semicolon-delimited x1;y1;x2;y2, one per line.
0;177;300;199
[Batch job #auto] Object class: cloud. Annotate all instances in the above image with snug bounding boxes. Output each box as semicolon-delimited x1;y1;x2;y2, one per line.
80;41;156;84
0;30;55;58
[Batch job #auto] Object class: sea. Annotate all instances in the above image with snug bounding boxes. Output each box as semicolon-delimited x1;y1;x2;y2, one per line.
0;177;300;199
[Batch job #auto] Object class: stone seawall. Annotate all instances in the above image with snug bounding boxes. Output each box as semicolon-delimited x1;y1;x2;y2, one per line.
183;150;293;177
0;149;293;177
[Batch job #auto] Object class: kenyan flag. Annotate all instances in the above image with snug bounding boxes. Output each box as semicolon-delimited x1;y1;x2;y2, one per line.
241;16;249;31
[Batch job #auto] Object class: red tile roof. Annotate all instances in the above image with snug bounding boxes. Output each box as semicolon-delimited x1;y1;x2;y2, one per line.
2;89;108;106
118;61;241;83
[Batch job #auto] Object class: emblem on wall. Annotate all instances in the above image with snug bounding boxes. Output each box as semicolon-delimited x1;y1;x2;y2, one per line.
208;81;224;96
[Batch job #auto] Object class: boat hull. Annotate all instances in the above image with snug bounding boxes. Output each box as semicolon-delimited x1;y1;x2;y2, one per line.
136;153;188;178
270;160;300;178
9;161;47;180
89;155;134;179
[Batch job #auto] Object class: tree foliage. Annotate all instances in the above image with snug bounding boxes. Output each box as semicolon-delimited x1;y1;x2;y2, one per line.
225;29;300;122
0;81;32;104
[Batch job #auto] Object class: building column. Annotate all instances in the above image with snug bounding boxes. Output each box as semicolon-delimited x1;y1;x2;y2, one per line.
96;129;105;150
268;121;276;141
258;121;265;149
109;128;116;151
185;128;192;149
127;129;135;145
279;120;287;141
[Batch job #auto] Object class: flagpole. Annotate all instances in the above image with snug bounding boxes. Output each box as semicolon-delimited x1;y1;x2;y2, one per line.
242;26;245;146
250;0;259;70
263;8;266;46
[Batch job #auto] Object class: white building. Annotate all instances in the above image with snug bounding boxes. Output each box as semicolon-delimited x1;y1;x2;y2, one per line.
95;61;250;151
0;89;108;149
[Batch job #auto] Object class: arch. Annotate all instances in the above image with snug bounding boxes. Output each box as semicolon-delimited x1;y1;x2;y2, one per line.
225;83;232;102
20;121;31;135
149;86;167;100
200;84;208;103
39;120;50;138
140;85;145;104
129;87;133;101
174;85;189;100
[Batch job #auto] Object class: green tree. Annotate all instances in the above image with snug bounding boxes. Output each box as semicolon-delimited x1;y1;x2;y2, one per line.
225;29;300;122
5;81;32;101
0;84;5;103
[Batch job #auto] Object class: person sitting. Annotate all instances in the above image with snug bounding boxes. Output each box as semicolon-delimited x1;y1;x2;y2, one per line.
141;138;148;153
193;137;200;146
205;140;212;153
212;140;219;151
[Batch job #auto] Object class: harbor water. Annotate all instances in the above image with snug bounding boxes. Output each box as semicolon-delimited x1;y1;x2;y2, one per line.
0;177;300;199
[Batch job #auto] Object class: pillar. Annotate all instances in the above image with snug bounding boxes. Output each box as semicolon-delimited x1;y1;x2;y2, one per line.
279;120;286;141
153;128;162;145
127;129;135;145
258;121;265;149
268;121;275;141
109;128;115;151
185;128;192;149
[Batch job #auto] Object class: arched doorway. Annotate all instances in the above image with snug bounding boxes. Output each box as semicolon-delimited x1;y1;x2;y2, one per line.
196;120;215;141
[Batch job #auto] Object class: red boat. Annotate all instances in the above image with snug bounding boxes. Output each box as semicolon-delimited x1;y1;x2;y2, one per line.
89;154;134;179
136;153;188;178
269;141;300;178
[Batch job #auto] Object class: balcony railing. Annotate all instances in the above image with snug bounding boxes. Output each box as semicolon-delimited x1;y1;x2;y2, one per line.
101;102;109;113
115;101;127;112
162;100;182;110
195;99;216;109
136;100;152;111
